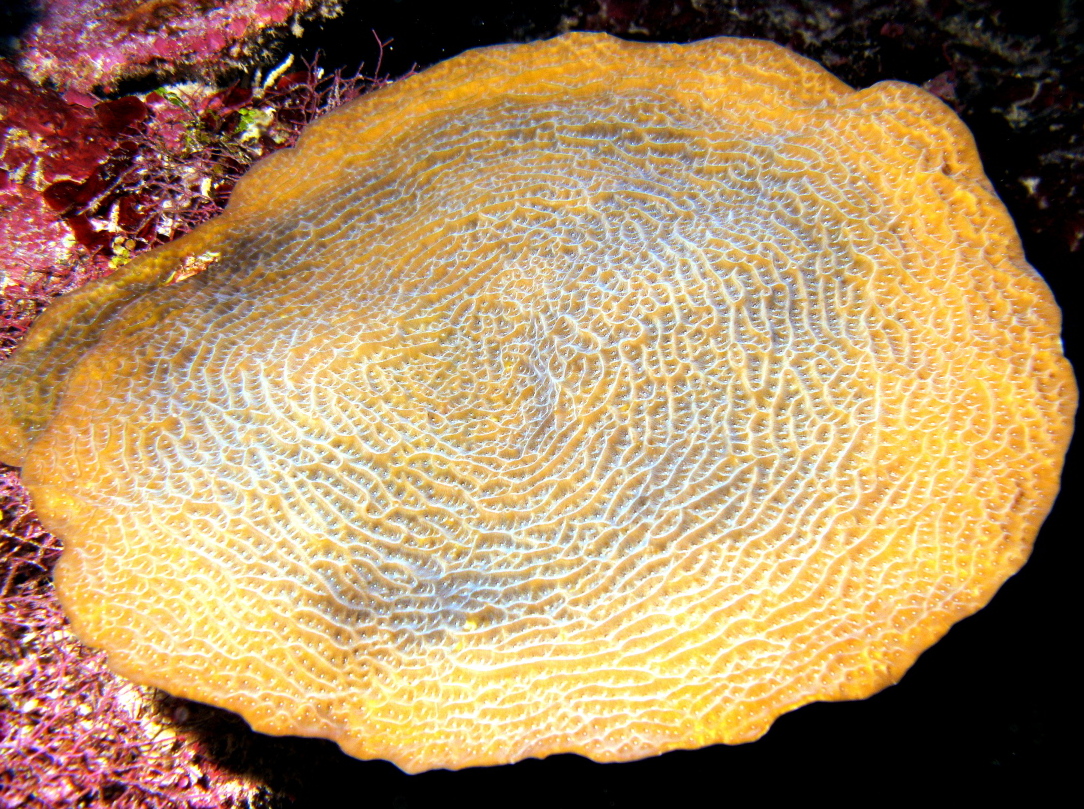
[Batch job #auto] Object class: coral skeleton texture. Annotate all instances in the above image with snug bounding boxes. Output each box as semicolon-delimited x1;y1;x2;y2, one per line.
2;32;1072;775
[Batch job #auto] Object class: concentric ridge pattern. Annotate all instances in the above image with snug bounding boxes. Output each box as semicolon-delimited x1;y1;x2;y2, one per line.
0;33;1075;772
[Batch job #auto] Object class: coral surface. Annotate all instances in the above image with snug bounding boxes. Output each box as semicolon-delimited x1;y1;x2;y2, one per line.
1;30;1074;775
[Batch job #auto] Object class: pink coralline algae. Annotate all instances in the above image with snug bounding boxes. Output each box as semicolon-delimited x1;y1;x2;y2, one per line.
18;0;337;92
0;60;145;353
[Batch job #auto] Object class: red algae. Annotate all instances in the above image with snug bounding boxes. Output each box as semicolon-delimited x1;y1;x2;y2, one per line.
0;60;133;354
18;0;341;92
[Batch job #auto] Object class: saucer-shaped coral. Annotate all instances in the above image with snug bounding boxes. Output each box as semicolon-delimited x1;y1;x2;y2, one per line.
0;33;1075;772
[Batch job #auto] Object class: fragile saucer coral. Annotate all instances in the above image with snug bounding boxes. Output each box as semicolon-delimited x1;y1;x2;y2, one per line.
0;33;1075;772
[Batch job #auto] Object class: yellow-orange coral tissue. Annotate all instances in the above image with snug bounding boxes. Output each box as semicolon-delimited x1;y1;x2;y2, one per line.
0;33;1075;772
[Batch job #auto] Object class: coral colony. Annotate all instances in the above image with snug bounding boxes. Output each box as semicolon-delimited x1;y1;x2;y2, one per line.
1;3;385;803
0;1;1076;804
3;20;1075;789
